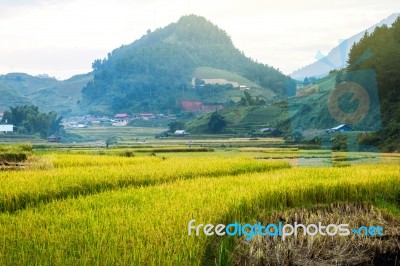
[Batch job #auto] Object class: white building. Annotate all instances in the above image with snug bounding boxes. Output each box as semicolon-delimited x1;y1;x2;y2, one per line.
174;130;190;136
113;113;129;126
0;124;14;133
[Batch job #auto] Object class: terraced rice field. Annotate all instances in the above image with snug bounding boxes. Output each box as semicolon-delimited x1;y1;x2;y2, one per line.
0;146;399;265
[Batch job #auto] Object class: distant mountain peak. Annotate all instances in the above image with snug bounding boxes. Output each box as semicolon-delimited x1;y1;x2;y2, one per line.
290;13;400;81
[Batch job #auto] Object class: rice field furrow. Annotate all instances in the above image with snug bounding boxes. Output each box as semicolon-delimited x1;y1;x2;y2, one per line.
0;164;398;265
0;155;289;213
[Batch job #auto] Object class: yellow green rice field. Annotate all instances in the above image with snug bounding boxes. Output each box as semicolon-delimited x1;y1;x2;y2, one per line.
0;145;399;265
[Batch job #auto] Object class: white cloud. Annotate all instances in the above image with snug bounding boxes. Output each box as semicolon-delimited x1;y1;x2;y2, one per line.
0;0;399;79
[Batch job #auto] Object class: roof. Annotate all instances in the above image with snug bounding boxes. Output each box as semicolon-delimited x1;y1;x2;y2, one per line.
180;101;203;112
140;113;155;116
174;130;188;134
0;124;14;130
115;113;129;118
260;128;276;131
331;124;350;130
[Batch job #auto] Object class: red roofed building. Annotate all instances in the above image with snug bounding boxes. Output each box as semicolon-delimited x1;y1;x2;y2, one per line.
115;113;129;119
180;101;203;112
113;113;129;126
140;113;156;120
180;101;224;112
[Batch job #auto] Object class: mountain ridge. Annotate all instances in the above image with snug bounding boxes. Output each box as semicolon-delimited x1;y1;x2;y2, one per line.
290;13;399;80
0;72;93;115
81;15;295;115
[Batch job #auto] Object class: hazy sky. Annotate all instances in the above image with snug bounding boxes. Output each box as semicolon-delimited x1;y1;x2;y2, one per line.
0;0;399;80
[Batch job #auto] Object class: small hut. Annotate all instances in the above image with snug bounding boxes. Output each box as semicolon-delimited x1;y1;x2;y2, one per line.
47;134;61;143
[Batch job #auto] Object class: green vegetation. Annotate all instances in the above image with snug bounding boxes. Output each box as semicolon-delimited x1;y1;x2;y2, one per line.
192;67;275;105
207;111;227;133
0;83;32;109
186;101;289;134
188;19;400;151
0;149;398;265
1;105;63;139
167;120;186;133
0;155;288;213
0;143;32;163
0;73;92;116
65;126;165;144
0;141;398;265
345;17;400;150
81;15;295;114
105;136;117;148
0;12;399;266
194;67;263;89
237;91;266;106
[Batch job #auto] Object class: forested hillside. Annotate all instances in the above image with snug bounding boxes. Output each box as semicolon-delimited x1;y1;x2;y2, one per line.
187;16;400;150
0;73;92;116
81;15;295;114
346;17;400;150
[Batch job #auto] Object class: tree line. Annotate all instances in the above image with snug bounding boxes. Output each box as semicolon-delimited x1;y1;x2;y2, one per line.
346;16;400;150
1;105;63;139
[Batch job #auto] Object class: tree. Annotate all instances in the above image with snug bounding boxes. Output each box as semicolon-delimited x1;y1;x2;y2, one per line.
207;111;227;133
105;137;117;148
335;70;346;85
194;78;205;87
1;105;62;139
91;59;103;70
237;91;266;106
167;121;185;133
345;17;400;150
292;131;304;142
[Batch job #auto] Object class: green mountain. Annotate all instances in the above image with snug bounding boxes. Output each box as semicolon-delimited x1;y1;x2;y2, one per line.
0;73;93;116
188;17;400;151
186;102;290;134
347;17;400;150
187;73;378;134
81;15;295;114
0;83;32;108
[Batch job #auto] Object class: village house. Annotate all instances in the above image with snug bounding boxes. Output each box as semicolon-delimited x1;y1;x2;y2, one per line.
47;134;61;143
260;127;277;133
174;130;190;136
140;113;156;120
113;113;129;126
0;124;14;134
180;101;203;112
325;124;352;133
167;115;177;121
114;113;129;122
180;100;224;112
